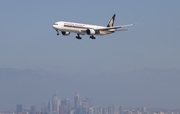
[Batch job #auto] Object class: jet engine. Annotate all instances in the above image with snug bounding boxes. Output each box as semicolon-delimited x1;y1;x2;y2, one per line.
86;29;96;35
61;31;70;36
86;29;100;35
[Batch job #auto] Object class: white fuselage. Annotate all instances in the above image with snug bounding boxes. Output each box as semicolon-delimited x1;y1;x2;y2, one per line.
53;21;113;36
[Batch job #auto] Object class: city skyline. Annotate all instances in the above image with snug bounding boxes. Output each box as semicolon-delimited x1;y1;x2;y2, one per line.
2;92;179;114
0;68;180;111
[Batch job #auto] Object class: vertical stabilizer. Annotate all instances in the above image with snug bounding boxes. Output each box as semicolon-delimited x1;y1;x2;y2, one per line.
107;14;116;27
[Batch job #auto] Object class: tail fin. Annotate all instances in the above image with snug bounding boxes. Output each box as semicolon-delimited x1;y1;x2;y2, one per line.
107;14;116;27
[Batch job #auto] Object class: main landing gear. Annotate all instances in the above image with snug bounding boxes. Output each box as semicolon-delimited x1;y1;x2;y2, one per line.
76;34;82;39
90;35;96;39
56;30;59;35
76;34;96;40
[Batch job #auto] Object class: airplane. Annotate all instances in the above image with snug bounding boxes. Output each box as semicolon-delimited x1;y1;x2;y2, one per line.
52;14;134;39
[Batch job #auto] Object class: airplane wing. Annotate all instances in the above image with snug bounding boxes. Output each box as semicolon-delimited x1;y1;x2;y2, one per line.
80;24;134;33
95;24;135;31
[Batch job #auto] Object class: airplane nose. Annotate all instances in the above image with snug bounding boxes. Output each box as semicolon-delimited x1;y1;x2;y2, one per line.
53;25;56;28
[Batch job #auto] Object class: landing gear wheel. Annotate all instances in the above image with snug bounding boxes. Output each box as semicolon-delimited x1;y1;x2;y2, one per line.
76;34;82;39
90;35;96;39
56;30;59;35
76;36;82;39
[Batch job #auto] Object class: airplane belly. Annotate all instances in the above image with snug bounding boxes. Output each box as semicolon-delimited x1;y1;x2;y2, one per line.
60;27;84;34
61;27;86;35
98;31;112;35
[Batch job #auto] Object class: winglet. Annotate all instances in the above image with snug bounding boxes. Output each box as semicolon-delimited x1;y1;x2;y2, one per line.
107;14;116;27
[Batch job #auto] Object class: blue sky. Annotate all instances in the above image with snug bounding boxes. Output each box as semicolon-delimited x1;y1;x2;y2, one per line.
0;0;180;75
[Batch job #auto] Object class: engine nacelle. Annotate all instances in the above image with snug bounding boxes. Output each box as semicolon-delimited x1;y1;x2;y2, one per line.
61;31;70;36
86;29;96;35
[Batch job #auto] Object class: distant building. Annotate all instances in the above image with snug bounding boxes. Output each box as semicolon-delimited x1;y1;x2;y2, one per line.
52;94;58;113
74;92;80;111
41;103;47;114
112;103;118;114
70;110;75;114
108;106;112;114
119;106;123;114
89;107;94;114
103;108;108;114
59;105;64;114
24;108;30;114
16;104;23;114
31;106;36;114
159;112;165;114
97;107;103;114
61;99;70;113
142;107;146;113
48;101;52;114
57;99;61;114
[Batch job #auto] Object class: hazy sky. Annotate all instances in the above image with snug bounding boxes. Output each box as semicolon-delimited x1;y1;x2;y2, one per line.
0;0;180;111
0;0;180;76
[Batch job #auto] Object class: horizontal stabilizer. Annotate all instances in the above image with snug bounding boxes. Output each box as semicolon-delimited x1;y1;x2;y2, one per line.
116;29;128;31
119;24;135;27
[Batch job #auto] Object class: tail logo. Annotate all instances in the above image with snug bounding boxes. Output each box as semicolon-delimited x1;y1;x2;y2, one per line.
108;19;114;27
107;14;116;27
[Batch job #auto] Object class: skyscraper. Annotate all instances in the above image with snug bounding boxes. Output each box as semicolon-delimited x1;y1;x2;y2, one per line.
112;103;118;114
74;92;80;110
59;105;65;114
31;106;36;114
17;104;23;114
119;106;123;114
57;99;61;114
52;94;58;113
41;103;47;114
108;106;112;114
61;99;71;113
48;101;52;114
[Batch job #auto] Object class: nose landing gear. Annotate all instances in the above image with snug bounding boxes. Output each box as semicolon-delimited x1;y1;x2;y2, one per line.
56;30;59;35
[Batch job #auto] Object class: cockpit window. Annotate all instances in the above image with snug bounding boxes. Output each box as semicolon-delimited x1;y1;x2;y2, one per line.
54;23;58;25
